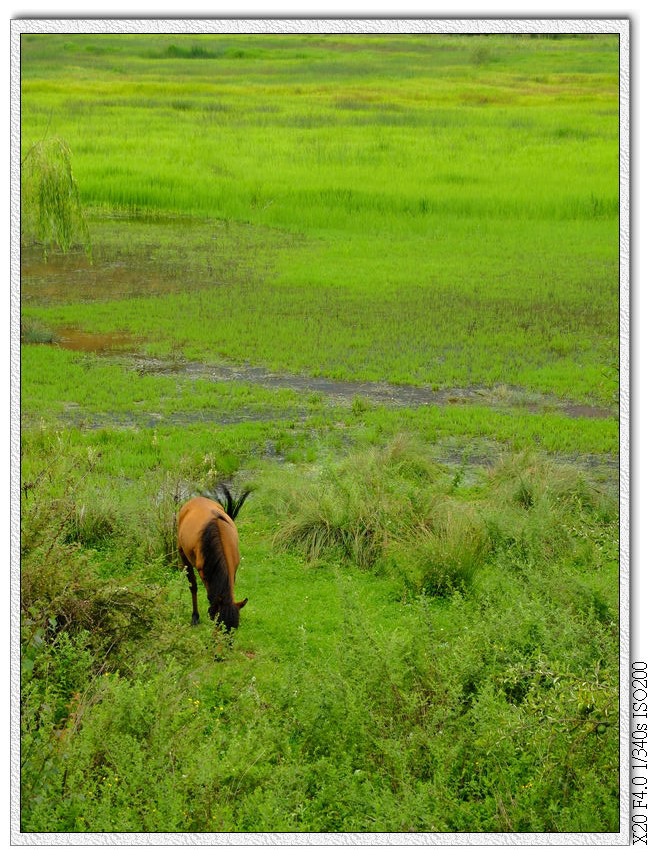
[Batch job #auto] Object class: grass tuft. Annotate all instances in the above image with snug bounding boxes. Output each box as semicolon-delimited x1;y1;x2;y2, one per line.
273;435;444;568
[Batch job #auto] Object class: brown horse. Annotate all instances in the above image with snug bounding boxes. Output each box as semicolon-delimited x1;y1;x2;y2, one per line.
177;485;250;631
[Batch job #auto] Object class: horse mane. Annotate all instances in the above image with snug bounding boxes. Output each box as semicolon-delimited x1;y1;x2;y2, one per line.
197;486;249;630
200;519;232;613
216;484;251;521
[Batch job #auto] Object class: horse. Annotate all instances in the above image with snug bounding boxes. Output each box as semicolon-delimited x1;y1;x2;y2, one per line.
177;485;250;631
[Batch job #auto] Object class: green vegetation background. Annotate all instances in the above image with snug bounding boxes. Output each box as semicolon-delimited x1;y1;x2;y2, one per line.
20;33;621;835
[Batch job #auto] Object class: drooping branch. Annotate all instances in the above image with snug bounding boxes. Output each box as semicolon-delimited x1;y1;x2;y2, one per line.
21;136;91;259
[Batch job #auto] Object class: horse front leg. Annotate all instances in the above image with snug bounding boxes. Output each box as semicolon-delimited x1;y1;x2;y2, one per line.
180;551;200;625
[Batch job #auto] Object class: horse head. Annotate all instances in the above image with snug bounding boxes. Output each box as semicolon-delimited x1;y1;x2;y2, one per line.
209;596;248;631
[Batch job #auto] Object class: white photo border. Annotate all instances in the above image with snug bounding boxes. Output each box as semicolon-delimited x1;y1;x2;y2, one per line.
10;15;631;848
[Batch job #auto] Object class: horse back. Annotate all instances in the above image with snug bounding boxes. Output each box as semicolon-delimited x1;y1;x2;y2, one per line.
177;496;239;577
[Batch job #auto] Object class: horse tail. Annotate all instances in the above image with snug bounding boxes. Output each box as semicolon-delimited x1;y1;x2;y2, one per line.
218;483;251;521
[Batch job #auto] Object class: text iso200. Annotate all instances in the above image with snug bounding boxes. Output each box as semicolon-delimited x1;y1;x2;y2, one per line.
631;662;648;844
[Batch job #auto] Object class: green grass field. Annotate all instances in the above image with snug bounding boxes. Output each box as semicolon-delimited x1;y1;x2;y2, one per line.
21;32;619;403
19;33;621;835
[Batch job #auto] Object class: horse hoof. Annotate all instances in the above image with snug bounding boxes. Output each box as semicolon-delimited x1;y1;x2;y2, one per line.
191;615;200;626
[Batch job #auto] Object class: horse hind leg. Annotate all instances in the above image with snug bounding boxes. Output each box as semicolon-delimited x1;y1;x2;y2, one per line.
180;551;200;625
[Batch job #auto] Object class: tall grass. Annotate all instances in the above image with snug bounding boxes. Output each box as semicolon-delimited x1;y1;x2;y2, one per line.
271;435;617;599
21;33;619;231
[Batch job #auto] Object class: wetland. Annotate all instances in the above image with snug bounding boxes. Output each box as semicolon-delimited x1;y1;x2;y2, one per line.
19;32;621;836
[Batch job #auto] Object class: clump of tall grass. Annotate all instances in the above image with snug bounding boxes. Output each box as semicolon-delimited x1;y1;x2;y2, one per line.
271;439;617;599
272;435;491;595
486;450;612;514
21;136;91;258
144;472;192;566
20;431;160;653
482;451;617;567
273;435;446;570
384;499;490;597
21;318;58;345
62;500;120;548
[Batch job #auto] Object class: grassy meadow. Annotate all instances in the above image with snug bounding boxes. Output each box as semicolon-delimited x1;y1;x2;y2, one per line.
19;33;621;835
